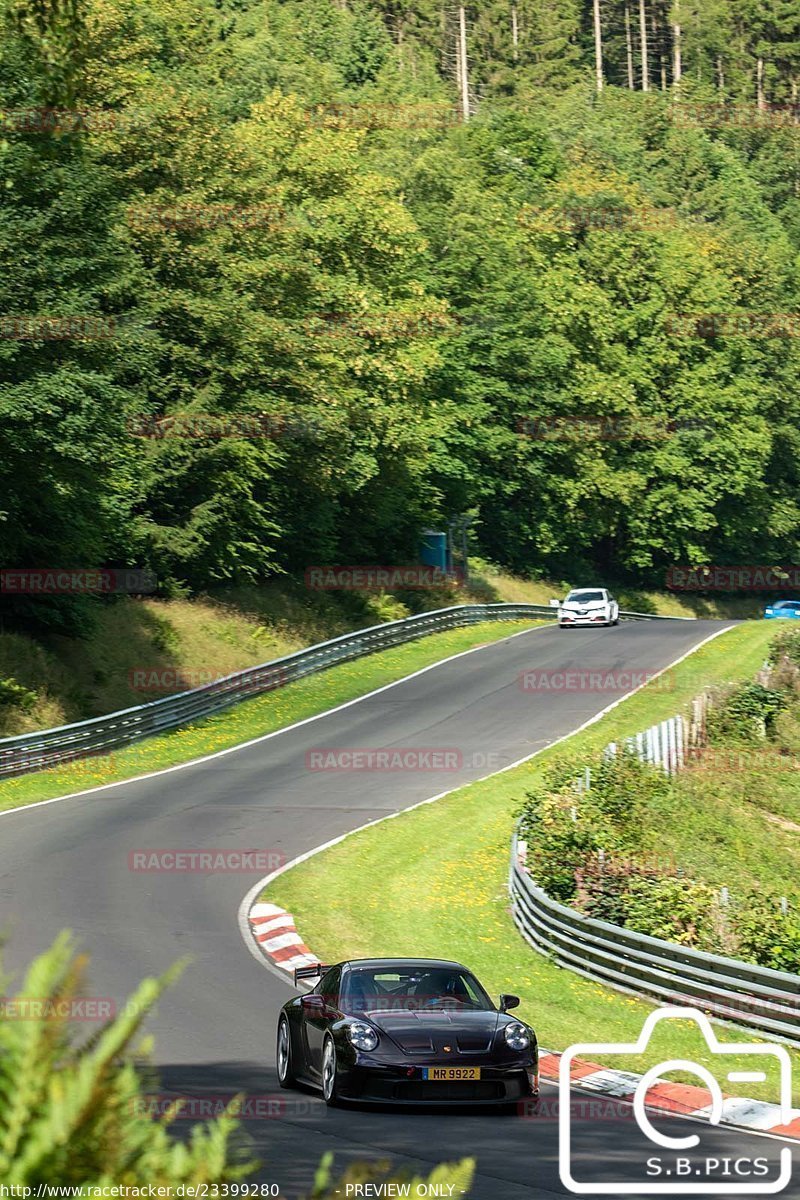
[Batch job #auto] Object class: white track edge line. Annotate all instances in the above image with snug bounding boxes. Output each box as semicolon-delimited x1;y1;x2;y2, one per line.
240;619;800;1148
237;622;737;987
0;622;545;820
233;620;800;1147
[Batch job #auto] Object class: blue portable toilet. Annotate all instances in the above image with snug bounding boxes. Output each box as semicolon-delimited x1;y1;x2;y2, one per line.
420;529;448;572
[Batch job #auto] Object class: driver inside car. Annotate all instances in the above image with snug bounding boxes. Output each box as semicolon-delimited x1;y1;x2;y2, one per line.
413;971;472;1007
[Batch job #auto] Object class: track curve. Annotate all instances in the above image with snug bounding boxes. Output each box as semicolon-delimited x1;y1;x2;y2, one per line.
2;620;798;1199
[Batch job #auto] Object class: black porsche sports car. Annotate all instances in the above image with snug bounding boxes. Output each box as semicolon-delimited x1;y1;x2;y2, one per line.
276;957;539;1106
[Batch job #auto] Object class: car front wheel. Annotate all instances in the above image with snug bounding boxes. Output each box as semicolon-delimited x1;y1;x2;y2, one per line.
277;1015;296;1089
322;1037;339;1106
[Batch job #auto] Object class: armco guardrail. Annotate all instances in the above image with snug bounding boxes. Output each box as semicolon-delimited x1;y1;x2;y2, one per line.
0;602;554;780
0;600;687;780
510;830;800;1046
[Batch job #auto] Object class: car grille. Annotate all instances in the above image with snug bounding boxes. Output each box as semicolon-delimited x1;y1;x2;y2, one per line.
392;1035;434;1052
455;1035;492;1052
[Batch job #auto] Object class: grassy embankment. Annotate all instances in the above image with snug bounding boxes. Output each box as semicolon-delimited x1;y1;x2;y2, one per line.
267;621;800;1104
0;559;763;738
0;619;541;813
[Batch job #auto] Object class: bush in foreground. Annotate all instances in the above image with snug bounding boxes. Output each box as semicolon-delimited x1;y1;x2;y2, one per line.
0;934;475;1195
0;933;252;1186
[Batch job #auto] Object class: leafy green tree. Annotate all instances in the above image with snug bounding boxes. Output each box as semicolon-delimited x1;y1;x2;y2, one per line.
4;0;800;605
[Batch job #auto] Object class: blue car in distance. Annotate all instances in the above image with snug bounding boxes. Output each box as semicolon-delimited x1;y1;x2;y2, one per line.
764;600;800;620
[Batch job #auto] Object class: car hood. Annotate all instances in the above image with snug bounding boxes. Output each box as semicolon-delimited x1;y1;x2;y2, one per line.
359;1008;504;1055
561;599;606;610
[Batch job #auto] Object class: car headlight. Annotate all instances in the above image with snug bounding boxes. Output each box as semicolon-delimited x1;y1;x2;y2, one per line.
504;1022;531;1051
347;1021;378;1051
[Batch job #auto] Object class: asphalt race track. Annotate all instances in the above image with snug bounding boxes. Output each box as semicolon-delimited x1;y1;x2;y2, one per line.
2;619;798;1199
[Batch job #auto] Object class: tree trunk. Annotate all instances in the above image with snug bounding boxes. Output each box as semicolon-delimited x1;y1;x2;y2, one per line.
757;56;765;110
593;0;604;92
458;5;470;121
624;1;635;89
672;0;682;85
653;9;666;90
639;0;649;91
455;16;462;98
716;56;724;94
440;5;447;74
511;3;519;62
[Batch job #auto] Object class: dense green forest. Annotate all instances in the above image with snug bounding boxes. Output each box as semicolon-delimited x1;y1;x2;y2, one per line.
2;0;800;631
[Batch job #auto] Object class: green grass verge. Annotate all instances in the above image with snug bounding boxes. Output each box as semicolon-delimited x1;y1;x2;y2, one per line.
0;562;763;739
644;752;800;899
268;620;800;1104
0;620;540;815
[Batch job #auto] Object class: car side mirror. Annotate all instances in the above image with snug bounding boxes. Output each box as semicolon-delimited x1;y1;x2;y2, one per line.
499;993;520;1012
301;993;325;1010
549;598;560;608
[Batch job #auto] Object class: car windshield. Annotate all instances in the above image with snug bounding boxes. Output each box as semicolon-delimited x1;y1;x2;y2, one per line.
341;967;494;1014
566;590;604;603
773;601;800;611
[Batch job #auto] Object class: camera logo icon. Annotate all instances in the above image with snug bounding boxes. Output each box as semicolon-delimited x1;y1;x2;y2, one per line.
559;1007;794;1194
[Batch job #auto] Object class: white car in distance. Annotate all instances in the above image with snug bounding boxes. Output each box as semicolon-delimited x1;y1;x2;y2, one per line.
553;587;619;628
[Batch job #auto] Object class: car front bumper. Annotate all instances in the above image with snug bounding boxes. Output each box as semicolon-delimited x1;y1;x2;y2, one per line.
334;1058;539;1105
559;613;610;625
